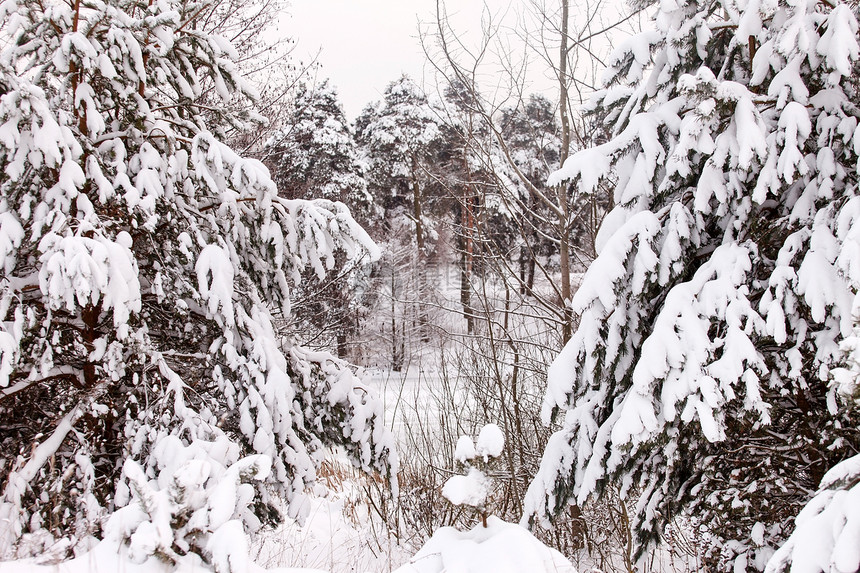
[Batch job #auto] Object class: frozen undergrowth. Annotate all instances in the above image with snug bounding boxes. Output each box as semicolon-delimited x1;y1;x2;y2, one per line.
253;458;415;573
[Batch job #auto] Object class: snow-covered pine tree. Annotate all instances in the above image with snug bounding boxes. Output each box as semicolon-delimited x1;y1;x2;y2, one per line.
355;75;445;350
266;80;371;218
355;75;442;252
523;0;860;569
0;0;396;563
498;95;562;294
265;80;374;360
765;298;860;573
435;79;503;333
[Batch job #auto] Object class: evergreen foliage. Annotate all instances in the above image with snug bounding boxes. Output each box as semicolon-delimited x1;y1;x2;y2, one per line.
499;95;561;188
524;0;860;568
354;75;446;356
355;75;442;250
0;0;396;563
266;80;371;216
265;80;375;360
498;95;563;290
765;302;860;573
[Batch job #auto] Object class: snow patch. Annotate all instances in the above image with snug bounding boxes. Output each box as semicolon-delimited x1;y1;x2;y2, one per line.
394;517;577;573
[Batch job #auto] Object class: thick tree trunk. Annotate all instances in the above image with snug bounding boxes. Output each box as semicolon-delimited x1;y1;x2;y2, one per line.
82;303;101;387
527;255;536;294
336;332;348;359
519;245;528;295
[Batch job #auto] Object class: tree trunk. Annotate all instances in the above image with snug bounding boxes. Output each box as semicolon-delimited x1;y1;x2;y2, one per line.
559;0;571;164
519;244;528;295
559;199;573;342
558;0;573;342
391;270;403;371
460;120;475;334
82;303;101;387
460;248;473;334
527;251;536;295
336;332;348;359
411;153;424;252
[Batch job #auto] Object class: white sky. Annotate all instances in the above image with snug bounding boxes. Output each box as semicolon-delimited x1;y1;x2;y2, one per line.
279;0;521;119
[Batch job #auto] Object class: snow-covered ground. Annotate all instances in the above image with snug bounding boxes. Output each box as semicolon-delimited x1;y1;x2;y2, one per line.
360;364;455;440
0;540;323;573
254;484;414;573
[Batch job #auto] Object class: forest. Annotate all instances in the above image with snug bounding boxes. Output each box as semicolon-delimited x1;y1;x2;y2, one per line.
0;0;858;572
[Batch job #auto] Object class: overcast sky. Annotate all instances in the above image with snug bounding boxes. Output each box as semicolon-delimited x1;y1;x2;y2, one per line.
279;0;518;119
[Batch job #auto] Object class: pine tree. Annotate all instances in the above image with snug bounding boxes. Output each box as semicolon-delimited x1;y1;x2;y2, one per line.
765;301;860;573
355;75;442;252
523;0;860;568
0;0;396;563
356;75;445;351
266;79;371;217
498;94;562;294
265;80;375;360
436;79;498;333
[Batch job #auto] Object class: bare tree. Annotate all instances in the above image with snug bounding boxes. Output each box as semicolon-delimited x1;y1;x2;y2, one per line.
387;0;650;562
422;0;641;341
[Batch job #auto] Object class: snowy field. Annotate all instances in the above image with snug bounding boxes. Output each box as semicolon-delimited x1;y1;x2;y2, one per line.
360;364;456;441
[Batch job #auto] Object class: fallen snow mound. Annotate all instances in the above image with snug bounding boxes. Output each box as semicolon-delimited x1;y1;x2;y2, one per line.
394;516;576;573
